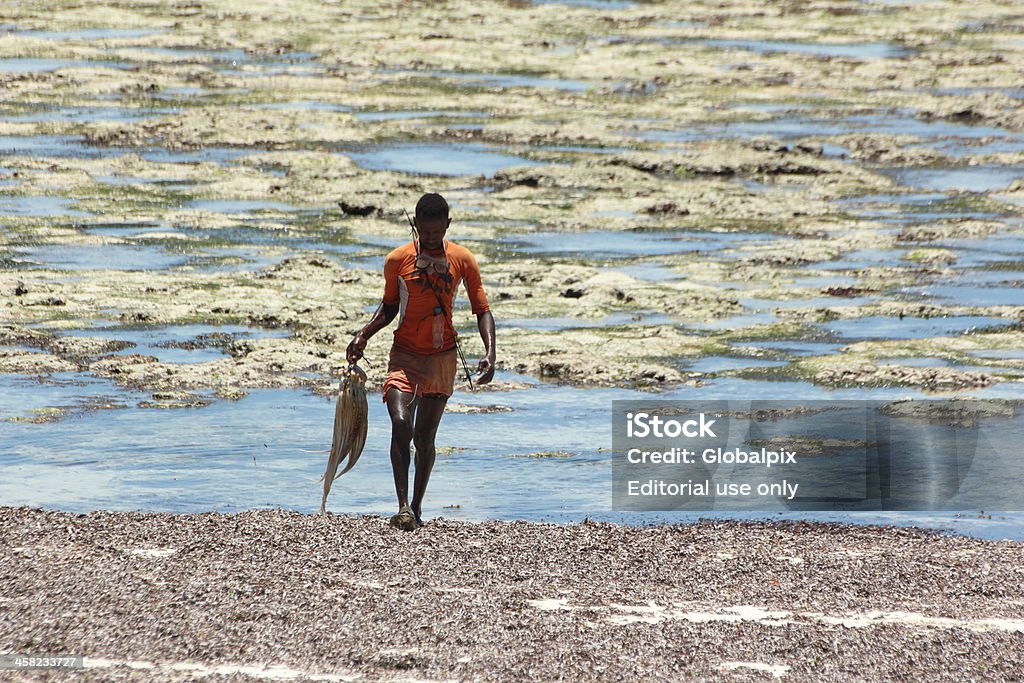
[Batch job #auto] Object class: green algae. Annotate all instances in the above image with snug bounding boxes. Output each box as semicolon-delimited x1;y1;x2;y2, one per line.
2;0;1024;395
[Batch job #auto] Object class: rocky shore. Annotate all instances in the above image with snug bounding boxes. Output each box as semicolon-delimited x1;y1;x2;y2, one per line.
2;507;1022;681
3;0;1024;413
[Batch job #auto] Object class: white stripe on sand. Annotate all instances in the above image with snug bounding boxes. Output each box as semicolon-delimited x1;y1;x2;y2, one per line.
527;600;1024;633
720;661;791;678
85;657;358;682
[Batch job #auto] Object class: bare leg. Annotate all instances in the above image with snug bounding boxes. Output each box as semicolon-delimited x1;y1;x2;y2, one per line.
386;388;416;512
410;394;448;524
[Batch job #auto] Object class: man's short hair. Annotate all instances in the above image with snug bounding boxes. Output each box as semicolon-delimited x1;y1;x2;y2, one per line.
415;193;449;221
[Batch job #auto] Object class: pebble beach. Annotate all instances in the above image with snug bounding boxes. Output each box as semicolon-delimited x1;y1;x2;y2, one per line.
3;507;1024;681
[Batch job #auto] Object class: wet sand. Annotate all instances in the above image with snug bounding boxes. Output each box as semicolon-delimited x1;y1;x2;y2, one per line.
2;507;1022;681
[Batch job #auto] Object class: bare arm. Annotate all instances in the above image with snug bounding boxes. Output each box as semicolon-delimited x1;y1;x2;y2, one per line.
346;302;399;364
475;310;496;385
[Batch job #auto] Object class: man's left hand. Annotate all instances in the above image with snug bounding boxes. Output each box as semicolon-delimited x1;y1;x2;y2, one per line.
475;356;495;385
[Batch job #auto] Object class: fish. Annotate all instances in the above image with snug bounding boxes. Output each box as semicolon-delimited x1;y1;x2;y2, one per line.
320;363;368;514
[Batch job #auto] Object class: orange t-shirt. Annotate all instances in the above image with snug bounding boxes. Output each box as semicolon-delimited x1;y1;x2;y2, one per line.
382;240;490;355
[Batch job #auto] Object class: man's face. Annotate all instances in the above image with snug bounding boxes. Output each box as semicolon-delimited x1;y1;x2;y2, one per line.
415;216;450;250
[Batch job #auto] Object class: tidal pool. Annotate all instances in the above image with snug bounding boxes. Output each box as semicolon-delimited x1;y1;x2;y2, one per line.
0;196;91;218
634;111;1024;147
5;106;168;124
0;134;102;158
12;244;189;271
348;143;540;176
496;229;783;259
4;27;159;40
816;315;1013;340
0;372;144;423
0;58;133;72
498;311;675;331
889;166;1024;193
699;39;911;60
906;282;1024;307
685;356;789;373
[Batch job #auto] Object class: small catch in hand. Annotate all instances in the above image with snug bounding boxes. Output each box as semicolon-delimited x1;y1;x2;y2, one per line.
320;363;368;514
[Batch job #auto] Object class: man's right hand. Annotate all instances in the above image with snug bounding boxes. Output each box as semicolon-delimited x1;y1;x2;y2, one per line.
346;334;367;364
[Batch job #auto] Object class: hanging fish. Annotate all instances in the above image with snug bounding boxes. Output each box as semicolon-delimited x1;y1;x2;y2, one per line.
320;363;368;514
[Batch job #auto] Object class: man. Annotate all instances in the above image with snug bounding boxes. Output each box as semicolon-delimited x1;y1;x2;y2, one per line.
346;193;496;531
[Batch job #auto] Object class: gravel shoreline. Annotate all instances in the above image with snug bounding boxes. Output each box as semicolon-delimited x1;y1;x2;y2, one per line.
2;507;1023;682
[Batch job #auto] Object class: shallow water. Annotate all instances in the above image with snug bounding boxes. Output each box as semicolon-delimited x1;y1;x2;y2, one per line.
2;373;1021;539
497;229;783;259
635;111;1024;149
5;106;168;124
348;143;539;176
889;166;1024;193
612;262;681;281
818;315;1013;340
0;58;133;72
699;39;911;60
0;372;145;421
4;26;159;40
499;311;674;331
972;349;1024;360
837;192;1005;223
908;282;1024;307
686;356;789;373
13;244;188;271
0;134;102;158
0;195;91;218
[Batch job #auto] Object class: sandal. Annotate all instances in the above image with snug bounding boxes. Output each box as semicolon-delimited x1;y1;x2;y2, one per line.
388;505;418;532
